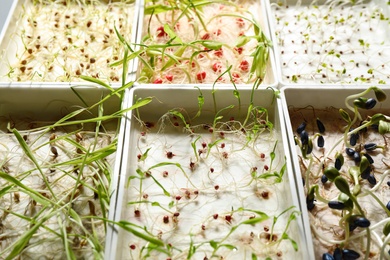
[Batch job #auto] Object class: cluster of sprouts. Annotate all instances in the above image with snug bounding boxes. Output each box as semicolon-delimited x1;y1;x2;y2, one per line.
131;0;271;85
112;87;306;259
271;0;390;84
291;87;390;259
0;0;135;82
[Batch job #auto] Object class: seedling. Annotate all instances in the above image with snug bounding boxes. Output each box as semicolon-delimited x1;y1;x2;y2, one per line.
289;86;390;258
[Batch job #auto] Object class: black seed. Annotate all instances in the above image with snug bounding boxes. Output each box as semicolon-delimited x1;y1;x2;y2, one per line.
307;141;313;155
300;130;309;145
365;98;377;109
317;118;325;133
318;135;325;147
349;223;357;232
346;148;355;156
322;252;335;260
306;196;315;210
364;143;377;151
353;152;361;163
387;180;390;186
297;122;306;134
342;249;360;260
354;216;370;227
328;201;345;210
367;174;377;185
363;153;374;164
321;174;328;184
386;201;390;211
302;177;305;186
361;166;371;179
333;248;342;260
349;132;359;146
335;157;343;170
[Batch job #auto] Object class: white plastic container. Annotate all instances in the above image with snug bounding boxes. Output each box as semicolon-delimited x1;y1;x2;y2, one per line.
107;85;314;259
0;83;128;258
265;0;390;86
281;86;390;259
133;0;278;87
0;0;141;84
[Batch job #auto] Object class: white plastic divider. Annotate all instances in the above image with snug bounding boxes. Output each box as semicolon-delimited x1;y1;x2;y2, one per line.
107;84;313;259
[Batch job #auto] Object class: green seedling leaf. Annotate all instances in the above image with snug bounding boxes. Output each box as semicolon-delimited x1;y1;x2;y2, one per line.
5;214;48;260
169;110;190;129
149;174;171;197
334;176;351;196
372;86;387;102
252;253;258;260
163;23;182;43
209;240;218;249
195;90;204;118
324;166;340;182
145;4;175;15
379;120;390;135
116;221;164;247
80;75;115;92
236;35;251;47
339;108;351;123
383;221;390;236
198;40;223;50
241;215;269;225
281;232;299;251
0;173;50;206
139;148;151;162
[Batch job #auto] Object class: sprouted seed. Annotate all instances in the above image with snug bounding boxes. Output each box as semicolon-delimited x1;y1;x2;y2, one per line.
133;0;272;84
117;89;304;259
271;0;390;84
289;87;390;259
0;0;135;82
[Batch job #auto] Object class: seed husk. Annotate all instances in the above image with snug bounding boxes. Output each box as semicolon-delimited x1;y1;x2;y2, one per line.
316;118;325;133
317;135;324;147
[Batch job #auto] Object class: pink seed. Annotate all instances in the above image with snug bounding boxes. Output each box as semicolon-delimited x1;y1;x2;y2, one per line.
153;78;163;84
239;60;249;72
196;71;206;82
156;26;167;37
165;74;173;81
212;62;222;73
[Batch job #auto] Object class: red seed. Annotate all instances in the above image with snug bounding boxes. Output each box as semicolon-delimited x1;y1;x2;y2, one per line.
214;29;221;36
212;62;222;73
260;153;265;159
234;47;243;54
163;215;169;223
137;154;141;160
196;71;206;82
165;74;173;81
220;143;225;148
213;214;219;219
239;60;249;72
214;185;219;190
173;212;180;217
166;151;175;159
175;195;182;201
236;18;245;28
214;49;223;57
202;142;207;148
222;152;228;159
194;190;199;195
162;171;168;177
264;165;269;170
210;168;214;173
153;78;163;84
201;33;210;40
130;244;136;250
156;26;167;37
202;224;206;230
134;209;141;217
225;215;232;223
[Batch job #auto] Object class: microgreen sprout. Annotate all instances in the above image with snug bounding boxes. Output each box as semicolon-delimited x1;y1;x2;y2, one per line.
290;86;390;258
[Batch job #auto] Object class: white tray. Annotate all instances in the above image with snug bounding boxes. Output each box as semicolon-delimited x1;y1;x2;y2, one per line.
266;0;390;86
132;0;277;87
107;85;314;259
281;85;390;258
0;0;140;84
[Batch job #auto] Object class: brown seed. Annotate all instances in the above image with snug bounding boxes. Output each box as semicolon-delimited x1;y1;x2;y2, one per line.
90;58;96;63
163;215;169;224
